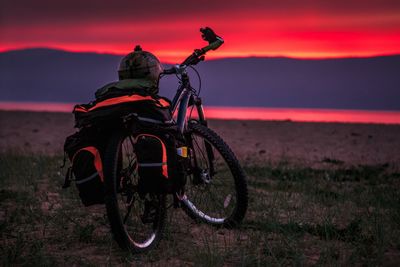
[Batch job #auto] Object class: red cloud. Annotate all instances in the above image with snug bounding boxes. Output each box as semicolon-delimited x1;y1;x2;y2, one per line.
1;0;400;61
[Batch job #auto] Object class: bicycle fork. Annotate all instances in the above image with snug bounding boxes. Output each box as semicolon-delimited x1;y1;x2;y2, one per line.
191;98;216;182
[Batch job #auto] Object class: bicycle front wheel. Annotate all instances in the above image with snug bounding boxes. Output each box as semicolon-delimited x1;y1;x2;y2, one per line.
103;131;166;253
182;122;248;227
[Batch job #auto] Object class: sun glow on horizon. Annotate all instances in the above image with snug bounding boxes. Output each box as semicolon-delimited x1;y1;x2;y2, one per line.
1;101;400;125
1;1;400;62
2;43;400;64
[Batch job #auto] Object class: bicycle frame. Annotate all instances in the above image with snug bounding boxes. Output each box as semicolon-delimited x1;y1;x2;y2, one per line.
170;71;207;133
167;69;216;178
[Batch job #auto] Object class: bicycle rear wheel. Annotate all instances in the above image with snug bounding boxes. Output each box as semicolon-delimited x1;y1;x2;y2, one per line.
181;122;248;227
103;131;166;253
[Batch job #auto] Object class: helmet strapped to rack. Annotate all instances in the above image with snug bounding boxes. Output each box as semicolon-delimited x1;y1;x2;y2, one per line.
118;45;164;87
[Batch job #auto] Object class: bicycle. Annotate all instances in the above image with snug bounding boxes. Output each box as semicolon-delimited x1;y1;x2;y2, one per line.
102;27;248;253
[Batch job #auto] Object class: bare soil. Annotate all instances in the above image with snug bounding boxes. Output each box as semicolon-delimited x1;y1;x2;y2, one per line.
1;110;400;168
1;110;400;266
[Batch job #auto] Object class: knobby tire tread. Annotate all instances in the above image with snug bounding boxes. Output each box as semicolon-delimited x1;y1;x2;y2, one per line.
183;123;248;227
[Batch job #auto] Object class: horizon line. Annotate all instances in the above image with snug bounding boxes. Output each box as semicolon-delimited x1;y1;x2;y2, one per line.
2;46;400;62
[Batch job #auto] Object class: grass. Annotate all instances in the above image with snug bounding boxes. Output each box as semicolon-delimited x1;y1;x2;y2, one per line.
1;152;399;266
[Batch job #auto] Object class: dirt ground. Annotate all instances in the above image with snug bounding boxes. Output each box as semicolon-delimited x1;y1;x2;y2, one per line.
1;110;400;265
1;110;399;168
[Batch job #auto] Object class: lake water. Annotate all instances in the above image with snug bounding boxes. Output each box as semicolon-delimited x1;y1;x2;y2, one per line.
0;101;399;125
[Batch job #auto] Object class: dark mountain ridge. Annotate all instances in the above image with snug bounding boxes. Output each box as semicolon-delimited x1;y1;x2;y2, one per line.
1;48;399;110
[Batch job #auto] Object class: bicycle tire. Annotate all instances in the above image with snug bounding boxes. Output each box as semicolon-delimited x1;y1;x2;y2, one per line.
103;131;167;253
181;122;248;227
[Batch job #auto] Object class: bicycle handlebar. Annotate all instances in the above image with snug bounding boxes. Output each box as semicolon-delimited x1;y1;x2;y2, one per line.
163;27;224;74
201;37;224;53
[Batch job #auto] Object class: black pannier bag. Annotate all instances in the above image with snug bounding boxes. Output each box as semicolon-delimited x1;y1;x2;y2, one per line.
65;92;184;201
71;146;104;206
64;128;108;206
135;131;187;194
73;93;172;128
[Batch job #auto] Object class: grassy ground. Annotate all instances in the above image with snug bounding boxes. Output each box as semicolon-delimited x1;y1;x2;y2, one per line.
1;152;399;266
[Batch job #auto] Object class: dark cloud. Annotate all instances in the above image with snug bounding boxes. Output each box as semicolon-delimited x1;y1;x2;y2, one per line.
1;0;400;26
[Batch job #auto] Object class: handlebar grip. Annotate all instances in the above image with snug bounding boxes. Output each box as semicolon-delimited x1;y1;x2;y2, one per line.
200;27;219;43
178;27;224;66
202;38;224;52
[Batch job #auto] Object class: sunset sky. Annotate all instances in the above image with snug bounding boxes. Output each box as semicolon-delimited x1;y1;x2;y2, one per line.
1;0;400;62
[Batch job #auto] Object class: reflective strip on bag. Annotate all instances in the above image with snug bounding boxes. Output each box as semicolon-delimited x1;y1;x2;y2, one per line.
135;134;169;178
75;172;99;185
72;146;104;182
